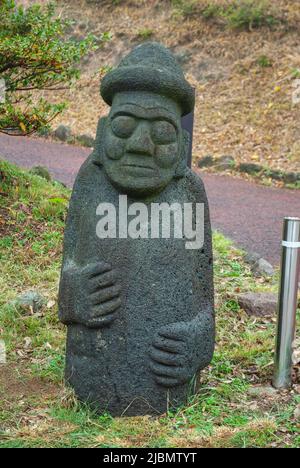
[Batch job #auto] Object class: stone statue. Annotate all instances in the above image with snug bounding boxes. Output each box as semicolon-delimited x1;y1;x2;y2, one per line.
58;42;215;416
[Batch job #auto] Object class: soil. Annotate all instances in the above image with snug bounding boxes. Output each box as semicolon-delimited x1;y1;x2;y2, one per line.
0;364;58;401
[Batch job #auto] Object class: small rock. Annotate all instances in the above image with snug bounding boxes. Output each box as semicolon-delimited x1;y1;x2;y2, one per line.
215;155;235;171
244;251;261;266
283;172;300;184
197;155;215;168
77;134;95;148
238;163;263;175
294;405;300;420
53;125;72;142
292;345;300;365
248;385;278;398
254;258;275;277
30;166;51;182
265;169;284;181
15;290;46;314
24;337;32;349
244;252;274;277
0;340;6;365
238;292;277;317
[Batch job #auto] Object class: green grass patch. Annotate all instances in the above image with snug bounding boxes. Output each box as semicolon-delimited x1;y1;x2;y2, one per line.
172;0;282;31
137;28;154;40
0;160;299;448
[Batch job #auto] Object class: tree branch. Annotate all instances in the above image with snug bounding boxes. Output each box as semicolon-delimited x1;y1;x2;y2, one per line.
0;110;61;136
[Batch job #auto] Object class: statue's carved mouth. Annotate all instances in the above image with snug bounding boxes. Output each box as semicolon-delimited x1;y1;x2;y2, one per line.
121;163;157;175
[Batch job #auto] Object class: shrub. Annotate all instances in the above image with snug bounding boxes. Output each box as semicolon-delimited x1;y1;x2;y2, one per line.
257;55;273;67
224;1;277;30
200;1;279;31
171;0;198;18
0;1;109;136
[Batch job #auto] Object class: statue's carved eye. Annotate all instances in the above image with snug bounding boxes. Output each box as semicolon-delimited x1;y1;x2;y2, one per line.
111;115;137;138
151;121;177;145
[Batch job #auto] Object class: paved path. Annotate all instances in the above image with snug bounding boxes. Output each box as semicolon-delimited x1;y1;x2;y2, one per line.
1;133;299;266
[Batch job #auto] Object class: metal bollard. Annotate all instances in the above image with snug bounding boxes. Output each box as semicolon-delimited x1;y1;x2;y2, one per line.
273;217;300;389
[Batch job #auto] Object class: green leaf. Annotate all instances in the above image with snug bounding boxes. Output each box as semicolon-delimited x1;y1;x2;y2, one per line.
0;0;109;135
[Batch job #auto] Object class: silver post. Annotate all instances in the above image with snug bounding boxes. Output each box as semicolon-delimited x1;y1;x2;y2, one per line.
273;217;300;389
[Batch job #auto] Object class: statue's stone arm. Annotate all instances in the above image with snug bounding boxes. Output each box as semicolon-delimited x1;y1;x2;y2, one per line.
58;158;122;328
149;306;214;388
59;260;121;328
149;172;215;387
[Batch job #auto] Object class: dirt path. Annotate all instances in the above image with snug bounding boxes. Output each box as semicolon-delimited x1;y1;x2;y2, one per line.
1;133;299;266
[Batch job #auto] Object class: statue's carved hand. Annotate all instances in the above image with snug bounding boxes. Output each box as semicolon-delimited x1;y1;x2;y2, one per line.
150;321;201;388
60;261;121;328
80;262;121;328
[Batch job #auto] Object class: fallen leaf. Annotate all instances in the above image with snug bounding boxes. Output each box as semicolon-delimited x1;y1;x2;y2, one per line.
19;122;27;133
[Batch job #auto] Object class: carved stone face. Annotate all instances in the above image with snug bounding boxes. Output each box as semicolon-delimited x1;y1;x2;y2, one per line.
102;91;183;196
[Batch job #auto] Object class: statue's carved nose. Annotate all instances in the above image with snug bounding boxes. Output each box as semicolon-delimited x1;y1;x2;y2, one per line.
126;121;154;157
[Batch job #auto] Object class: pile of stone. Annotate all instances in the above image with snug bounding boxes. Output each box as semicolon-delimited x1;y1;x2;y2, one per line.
52;124;95;148
197;155;300;184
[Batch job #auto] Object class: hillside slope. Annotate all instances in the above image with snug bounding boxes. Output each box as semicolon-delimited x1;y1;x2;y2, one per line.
34;0;300;176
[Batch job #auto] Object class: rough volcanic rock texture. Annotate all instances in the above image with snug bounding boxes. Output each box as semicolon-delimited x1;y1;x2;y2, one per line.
58;43;214;416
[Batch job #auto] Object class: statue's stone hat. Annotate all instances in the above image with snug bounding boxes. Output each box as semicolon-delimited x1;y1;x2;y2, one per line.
100;42;195;116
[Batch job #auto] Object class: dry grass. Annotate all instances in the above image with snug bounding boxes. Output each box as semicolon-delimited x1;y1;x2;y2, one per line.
1;161;300;448
28;0;300;176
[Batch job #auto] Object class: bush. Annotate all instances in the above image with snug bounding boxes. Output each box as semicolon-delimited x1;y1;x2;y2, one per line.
171;0;198;18
224;1;277;30
0;1;108;136
256;54;273;67
201;1;279;31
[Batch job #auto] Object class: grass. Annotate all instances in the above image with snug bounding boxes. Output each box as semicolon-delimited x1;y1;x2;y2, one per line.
137;28;154;40
46;0;300;177
291;69;300;79
0;161;299;448
171;0;198;19
257;54;273;68
221;1;279;31
172;0;280;30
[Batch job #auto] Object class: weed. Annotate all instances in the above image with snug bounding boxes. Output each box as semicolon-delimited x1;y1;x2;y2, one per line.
137;28;153;40
257;55;273;67
171;0;198;18
200;1;279;31
202;4;221;20
291;68;300;79
224;1;278;30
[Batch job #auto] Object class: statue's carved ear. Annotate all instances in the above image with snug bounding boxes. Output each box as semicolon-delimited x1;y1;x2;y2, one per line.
174;129;189;178
91;116;108;166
